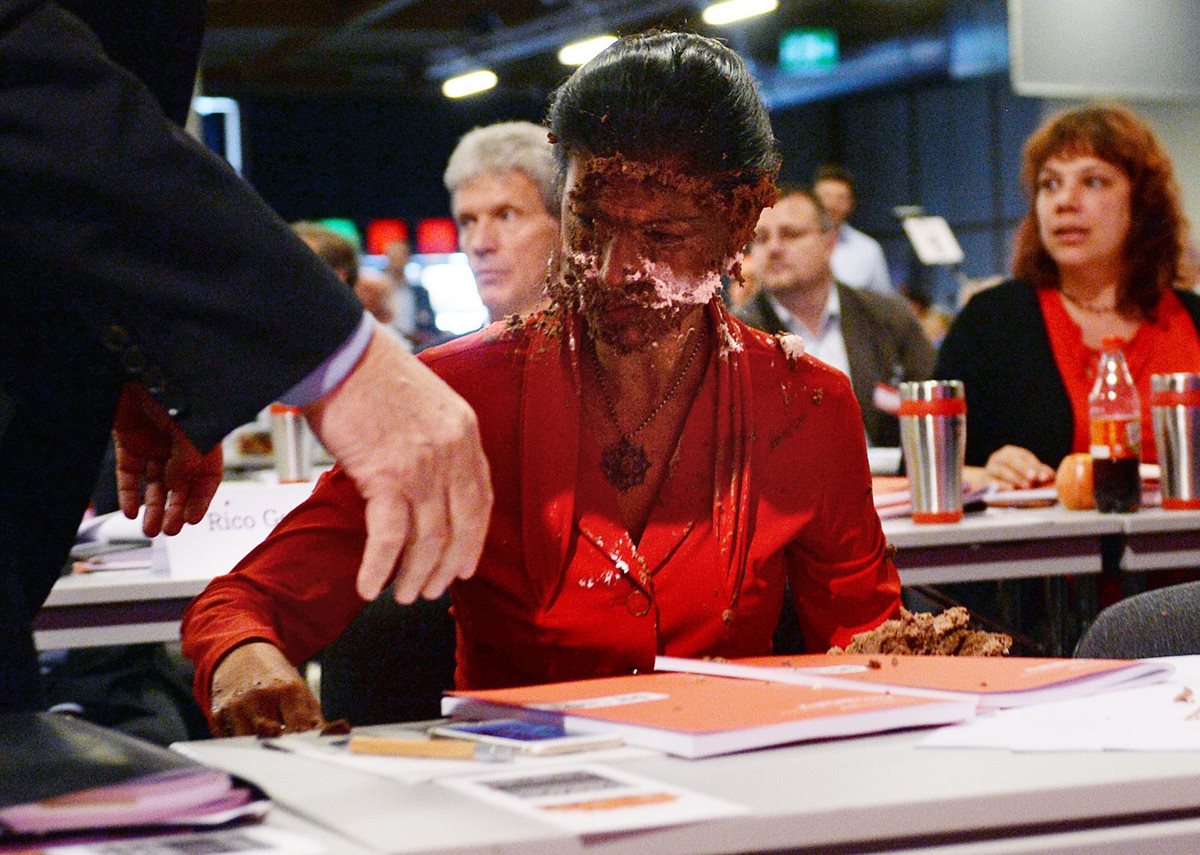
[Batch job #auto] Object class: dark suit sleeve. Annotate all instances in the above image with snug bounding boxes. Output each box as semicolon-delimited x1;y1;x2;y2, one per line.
934;290;997;466
935;281;1073;467
0;1;363;451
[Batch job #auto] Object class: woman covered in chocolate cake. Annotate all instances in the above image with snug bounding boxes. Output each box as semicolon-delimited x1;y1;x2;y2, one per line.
182;31;903;737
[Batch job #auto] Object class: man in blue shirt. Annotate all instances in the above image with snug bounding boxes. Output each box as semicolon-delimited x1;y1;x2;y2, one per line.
814;164;895;294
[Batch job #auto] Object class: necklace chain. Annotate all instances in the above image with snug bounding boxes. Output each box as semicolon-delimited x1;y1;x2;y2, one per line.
1060;288;1118;316
589;327;705;440
589;328;705;493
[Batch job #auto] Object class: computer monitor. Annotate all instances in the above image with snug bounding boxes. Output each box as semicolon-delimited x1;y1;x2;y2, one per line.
1008;0;1200;101
407;253;487;335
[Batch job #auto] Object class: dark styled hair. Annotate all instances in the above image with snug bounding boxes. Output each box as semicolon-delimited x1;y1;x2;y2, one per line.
545;31;780;188
1011;103;1187;317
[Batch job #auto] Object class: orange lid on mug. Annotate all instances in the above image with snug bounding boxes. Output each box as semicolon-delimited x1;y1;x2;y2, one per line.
897;379;966;417
897;397;967;417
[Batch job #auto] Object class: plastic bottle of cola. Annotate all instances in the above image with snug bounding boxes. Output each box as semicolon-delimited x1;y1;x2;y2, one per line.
1088;336;1141;513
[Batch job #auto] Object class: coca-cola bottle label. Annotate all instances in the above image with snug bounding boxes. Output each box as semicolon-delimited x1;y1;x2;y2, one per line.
1089;417;1140;459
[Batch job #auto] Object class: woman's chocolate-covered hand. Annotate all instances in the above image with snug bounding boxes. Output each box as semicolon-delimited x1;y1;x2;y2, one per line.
208;641;326;738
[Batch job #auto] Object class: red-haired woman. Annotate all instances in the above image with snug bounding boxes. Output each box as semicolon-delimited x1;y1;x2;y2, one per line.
937;103;1200;488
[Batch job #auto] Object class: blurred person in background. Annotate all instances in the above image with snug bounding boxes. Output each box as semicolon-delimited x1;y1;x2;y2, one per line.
740;186;933;448
936;103;1200;490
382;238;443;351
293;221;396;326
182;31;901;736
444;121;560;321
293;221;359;291
813;164;894;294
0;0;491;713
352;268;397;327
903;288;954;346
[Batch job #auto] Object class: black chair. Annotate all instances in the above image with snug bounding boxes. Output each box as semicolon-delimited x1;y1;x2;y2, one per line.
317;590;456;725
1073;581;1200;659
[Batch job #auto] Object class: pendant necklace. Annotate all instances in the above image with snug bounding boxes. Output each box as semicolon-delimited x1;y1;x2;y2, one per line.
1060;287;1118;316
589;328;705;492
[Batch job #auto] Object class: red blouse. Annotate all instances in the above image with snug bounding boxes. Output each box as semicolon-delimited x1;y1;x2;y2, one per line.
1038;288;1200;463
182;305;901;712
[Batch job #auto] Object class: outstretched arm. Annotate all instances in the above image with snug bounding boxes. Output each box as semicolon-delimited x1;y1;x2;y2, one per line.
303;327;494;604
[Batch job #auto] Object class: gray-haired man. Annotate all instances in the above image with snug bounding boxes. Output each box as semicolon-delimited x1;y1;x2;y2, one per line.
444;121;560;320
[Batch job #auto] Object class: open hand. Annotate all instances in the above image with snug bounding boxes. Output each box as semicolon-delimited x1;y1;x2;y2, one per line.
984;444;1055;490
112;383;223;536
303;327;493;604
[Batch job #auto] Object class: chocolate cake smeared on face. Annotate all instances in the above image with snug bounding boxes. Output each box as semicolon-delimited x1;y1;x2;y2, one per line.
829;607;1012;656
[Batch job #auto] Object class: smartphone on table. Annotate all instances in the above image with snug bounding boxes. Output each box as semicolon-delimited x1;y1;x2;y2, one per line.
428;719;622;755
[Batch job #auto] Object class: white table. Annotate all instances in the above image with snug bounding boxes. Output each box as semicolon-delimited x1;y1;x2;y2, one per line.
36;507;1199;653
35;571;207;651
881;505;1200;653
882;506;1123;585
38;478;315;651
882;503;1200;581
178;659;1200;854
1119;507;1200;574
883;507;1123;654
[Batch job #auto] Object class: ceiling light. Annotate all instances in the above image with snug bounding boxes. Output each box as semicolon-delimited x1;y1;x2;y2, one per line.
702;0;779;26
558;35;618;66
442;70;497;99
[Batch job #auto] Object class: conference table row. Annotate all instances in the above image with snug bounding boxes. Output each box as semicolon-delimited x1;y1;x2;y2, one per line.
36;504;1200;654
162;654;1200;854
28;509;1200;853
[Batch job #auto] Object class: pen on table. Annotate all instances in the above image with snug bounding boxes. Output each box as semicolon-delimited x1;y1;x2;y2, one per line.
346;734;514;761
258;731;514;761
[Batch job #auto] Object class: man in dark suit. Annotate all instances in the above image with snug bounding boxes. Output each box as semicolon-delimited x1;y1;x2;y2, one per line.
0;1;491;713
739;186;934;447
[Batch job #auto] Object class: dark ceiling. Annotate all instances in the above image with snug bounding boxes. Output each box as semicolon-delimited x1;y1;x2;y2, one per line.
202;0;952;99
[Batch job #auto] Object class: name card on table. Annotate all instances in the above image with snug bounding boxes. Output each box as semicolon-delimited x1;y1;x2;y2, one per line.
153;481;315;579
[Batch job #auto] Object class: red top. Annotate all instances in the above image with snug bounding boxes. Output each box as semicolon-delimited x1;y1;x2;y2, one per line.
1038;288;1200;463
181;305;902;714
